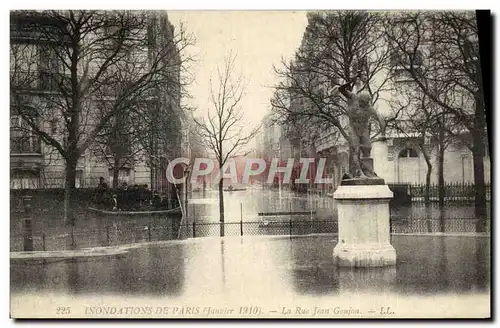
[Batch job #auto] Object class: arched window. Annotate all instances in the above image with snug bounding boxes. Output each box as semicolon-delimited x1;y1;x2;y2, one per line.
398;147;418;158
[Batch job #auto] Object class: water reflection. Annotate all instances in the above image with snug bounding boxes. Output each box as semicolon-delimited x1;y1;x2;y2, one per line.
288;235;489;296
289;236;339;296
11;235;489;302
394;236;490;294
337;267;397;294
181;237;295;300
473;237;490;291
11;244;186;297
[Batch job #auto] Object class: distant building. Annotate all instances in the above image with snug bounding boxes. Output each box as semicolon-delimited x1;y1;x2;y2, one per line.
372;132;491;184
258;114;292;161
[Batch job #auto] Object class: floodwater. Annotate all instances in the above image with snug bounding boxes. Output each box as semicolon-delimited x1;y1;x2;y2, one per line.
182;187;490;238
187;186;489;224
10;187;490;252
10;234;490;318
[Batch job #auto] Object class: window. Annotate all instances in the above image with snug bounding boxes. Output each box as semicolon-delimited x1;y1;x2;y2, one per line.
398;147;419;158
10;115;41;153
10;43;39;90
38;44;61;91
39;45;60;72
388;145;395;161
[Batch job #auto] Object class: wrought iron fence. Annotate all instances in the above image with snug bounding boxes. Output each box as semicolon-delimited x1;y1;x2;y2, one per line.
177;216;489;239
11;202;490;254
10;220;179;253
178;219;338;239
390;217;490;234
11;216;489;253
406;182;491;203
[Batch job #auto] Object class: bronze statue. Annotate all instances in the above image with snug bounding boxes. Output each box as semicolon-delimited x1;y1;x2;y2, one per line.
336;80;386;179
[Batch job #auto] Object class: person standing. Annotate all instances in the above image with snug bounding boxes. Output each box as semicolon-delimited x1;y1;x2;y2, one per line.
94;177;108;208
151;190;162;210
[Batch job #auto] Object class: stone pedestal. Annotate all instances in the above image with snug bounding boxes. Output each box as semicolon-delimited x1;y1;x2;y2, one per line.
333;183;396;267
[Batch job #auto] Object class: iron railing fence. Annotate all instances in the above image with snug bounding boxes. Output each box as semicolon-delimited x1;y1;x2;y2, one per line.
397;182;491;203
390;217;490;234
178;219;338;239
10;221;179;253
11;216;489;253
261;182;491;204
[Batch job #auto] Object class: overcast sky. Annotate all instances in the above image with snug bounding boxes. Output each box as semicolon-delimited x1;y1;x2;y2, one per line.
168;11;308;148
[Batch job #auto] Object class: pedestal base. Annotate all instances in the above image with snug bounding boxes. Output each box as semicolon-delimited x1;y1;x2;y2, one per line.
333;244;396;267
333;183;396;268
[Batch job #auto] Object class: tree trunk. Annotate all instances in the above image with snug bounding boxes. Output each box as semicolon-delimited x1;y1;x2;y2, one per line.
112;164;120;189
473;146;487;233
149;158;155;191
473;98;487;233
218;174;225;237
66;34;80;231
64;157;78;228
419;145;433;204
417;142;434;232
425;164;433;231
437;143;445;233
425;167;432;202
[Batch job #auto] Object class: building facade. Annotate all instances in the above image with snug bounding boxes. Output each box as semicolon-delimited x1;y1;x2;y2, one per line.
10;10;184;192
372;133;491;184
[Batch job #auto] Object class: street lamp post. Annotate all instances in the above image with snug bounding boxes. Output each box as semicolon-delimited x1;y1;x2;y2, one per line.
184;167;190;226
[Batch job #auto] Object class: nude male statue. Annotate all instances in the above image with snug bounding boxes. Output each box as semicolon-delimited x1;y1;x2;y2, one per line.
335;80;386;178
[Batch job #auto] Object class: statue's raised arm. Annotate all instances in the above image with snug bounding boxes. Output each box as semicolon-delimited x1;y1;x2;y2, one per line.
338;81;355;100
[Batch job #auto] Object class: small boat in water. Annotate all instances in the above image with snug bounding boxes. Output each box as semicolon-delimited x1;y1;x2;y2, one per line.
224;186;247;192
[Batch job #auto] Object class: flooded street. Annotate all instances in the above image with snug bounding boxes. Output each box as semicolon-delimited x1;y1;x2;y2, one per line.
10;188;491;318
11;234;490;318
10;188;490;252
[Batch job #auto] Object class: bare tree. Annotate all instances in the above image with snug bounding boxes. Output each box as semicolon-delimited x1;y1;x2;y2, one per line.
90;106;142;188
10;10;194;225
192;53;260;236
387;88;454;204
90;14;194;191
384;11;488;231
271;11;392;176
